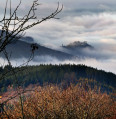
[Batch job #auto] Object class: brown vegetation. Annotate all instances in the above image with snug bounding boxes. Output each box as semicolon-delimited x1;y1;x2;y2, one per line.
1;84;116;119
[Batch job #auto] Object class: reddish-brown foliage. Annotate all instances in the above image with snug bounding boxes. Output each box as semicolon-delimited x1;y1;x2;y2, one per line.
1;84;116;119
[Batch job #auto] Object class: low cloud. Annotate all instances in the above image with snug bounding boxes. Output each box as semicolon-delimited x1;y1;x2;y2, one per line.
25;56;116;74
0;56;116;74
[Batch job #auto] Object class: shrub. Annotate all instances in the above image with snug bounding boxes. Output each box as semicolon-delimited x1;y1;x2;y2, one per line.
2;84;116;119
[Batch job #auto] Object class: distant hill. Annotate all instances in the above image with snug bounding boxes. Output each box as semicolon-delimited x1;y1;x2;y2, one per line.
62;41;94;50
0;33;96;60
0;29;108;61
0;30;74;60
0;38;74;60
62;41;95;57
0;64;115;93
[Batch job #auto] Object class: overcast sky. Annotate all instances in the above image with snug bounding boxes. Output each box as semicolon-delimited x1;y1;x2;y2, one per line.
0;0;116;45
0;0;116;73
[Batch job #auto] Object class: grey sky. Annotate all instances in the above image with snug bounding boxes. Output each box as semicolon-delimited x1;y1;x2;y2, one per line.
0;0;116;73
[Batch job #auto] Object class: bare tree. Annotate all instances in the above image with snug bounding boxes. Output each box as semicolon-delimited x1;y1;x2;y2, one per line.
0;0;63;79
0;0;63;118
0;0;63;53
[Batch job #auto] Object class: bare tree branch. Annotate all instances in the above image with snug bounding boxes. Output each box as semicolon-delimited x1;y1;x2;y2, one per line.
0;0;63;53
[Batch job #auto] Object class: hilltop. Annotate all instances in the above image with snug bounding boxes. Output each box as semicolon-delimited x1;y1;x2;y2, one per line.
62;41;94;49
0;64;115;93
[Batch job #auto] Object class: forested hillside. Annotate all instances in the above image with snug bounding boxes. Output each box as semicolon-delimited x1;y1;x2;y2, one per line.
0;64;116;93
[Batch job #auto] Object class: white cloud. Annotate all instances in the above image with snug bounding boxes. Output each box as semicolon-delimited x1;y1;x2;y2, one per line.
1;56;116;74
25;12;116;47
